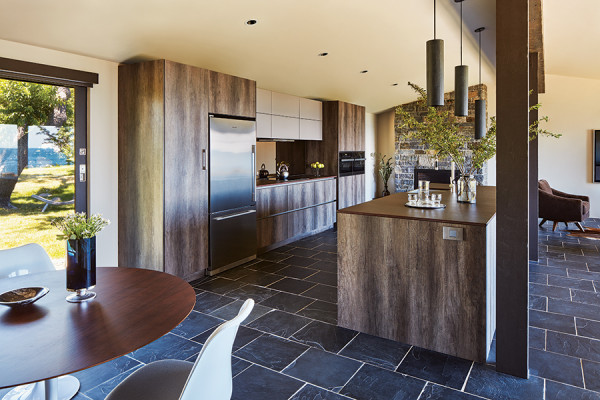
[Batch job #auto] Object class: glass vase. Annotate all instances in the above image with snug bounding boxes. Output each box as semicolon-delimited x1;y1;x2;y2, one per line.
66;237;97;302
457;175;477;203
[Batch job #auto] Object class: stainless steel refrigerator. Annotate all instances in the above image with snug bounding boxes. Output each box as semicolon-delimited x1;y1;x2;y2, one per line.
208;115;257;275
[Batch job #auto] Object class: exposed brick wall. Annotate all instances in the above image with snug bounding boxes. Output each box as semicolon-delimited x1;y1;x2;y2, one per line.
394;84;488;192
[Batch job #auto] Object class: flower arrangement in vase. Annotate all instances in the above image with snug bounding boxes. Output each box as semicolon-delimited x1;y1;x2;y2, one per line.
310;161;324;177
52;212;109;302
372;153;394;196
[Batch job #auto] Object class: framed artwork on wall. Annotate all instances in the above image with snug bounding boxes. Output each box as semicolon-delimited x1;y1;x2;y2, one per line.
595;130;600;183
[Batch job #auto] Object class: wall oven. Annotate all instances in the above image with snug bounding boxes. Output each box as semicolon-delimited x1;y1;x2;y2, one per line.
339;151;365;176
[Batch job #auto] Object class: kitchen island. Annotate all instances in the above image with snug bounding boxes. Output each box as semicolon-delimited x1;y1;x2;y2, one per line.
337;186;496;362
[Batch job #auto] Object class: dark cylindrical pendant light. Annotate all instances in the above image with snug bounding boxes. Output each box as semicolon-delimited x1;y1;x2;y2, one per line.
427;0;444;107
454;0;468;116
474;27;486;139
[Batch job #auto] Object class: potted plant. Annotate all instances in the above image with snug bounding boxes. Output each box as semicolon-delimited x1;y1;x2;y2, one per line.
396;82;559;203
372;153;394;196
52;212;109;302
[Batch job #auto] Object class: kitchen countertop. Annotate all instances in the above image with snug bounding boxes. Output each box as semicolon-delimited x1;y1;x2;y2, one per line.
338;186;496;226
256;175;336;188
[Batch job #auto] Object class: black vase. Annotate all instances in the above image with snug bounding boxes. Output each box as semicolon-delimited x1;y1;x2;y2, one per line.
382;183;390;197
66;237;97;302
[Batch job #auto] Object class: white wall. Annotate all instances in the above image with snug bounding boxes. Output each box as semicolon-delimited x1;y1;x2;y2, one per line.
365;112;376;201
375;109;396;197
539;74;600;218
0;39;119;266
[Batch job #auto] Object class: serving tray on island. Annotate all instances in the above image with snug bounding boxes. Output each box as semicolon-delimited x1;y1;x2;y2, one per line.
404;202;447;209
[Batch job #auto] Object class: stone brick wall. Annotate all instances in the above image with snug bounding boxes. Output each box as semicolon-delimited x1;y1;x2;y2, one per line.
394;84;488;192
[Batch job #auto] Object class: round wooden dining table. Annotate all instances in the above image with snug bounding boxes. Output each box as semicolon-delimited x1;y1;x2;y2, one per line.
0;267;196;400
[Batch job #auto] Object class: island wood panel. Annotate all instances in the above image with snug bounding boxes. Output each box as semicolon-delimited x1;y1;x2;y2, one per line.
208;71;256;118
163;61;208;281
118;60;165;272
338;174;365;209
337;212;492;362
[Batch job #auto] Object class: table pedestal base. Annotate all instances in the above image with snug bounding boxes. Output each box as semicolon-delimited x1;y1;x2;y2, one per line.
2;376;79;400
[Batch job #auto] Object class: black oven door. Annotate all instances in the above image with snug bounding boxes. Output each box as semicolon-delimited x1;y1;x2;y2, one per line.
352;152;365;175
339;152;354;176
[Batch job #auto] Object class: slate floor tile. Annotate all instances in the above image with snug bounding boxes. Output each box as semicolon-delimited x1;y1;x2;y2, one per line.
247;260;287;273
396;346;472;389
464;363;545;400
546;331;600;363
258;251;292;263
568;269;600;282
218;266;252;280
548;298;600;322
313;244;338;253
224;284;279;303
340;332;411;370
247;309;311;338
259;291;315;313
235;334;308;371
577;318;600;340
340;363;425;400
171;310;223;338
129;333;203;363
293;239;322;249
419;383;484;400
276;265;320;279
529;309;576;334
283;348;362;392
73;356;140;392
288;384;349;400
209;299;272;324
295;300;337;324
529;263;568;277
83;365;143;400
193;291;236;313
191;325;263;351
529;347;584;387
285;255;319;267
548;275;595;291
529;295;547;311
286;247;319;258
232;365;304;400
529;283;571;301
310;260;338;273
545;379;600;400
301;283;337;303
268;277;317;294
194;277;246;295
305;271;337;286
572;289;600;307
312;251;337;263
530;327;546;350
290;320;357;353
236;270;285;286
582;359;600;392
547;259;588;271
529;272;548;284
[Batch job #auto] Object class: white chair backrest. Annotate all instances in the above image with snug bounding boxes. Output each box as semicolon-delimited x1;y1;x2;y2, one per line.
179;298;255;400
0;243;55;279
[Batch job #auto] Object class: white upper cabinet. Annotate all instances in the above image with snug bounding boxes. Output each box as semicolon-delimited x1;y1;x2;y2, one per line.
272;115;300;139
256;113;272;139
300;98;322;121
271;92;300;118
256;89;272;114
299;119;322;140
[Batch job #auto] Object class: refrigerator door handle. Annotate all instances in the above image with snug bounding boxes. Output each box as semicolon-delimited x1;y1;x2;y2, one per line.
202;149;207;170
251;144;256;203
214;209;256;221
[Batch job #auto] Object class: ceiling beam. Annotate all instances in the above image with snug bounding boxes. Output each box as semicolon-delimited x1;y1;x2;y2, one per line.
529;0;545;93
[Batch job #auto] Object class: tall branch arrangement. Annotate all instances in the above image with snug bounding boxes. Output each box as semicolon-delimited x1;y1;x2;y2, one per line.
395;82;558;177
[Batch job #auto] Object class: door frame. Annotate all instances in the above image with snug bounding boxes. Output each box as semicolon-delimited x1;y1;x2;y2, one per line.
0;57;98;213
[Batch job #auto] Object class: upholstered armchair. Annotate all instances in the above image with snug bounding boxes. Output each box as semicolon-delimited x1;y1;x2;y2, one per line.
538;179;590;232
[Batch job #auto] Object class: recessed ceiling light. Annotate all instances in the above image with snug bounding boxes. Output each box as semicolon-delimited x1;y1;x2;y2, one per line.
246;19;257;25
360;70;368;74
392;83;398;86
318;52;329;57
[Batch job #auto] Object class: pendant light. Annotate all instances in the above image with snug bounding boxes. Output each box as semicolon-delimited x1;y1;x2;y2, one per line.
427;0;444;107
454;0;468;116
474;27;486;139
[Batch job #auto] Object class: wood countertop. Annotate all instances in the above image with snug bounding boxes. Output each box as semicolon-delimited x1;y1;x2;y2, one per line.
338;186;496;226
256;175;336;189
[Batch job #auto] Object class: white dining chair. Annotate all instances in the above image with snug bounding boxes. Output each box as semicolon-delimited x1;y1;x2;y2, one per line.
0;243;55;279
106;298;255;400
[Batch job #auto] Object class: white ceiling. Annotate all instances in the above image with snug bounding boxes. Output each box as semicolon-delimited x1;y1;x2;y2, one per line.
0;0;500;113
543;0;600;81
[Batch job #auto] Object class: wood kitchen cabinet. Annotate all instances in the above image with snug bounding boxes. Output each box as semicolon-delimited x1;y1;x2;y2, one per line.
118;59;256;281
256;178;336;252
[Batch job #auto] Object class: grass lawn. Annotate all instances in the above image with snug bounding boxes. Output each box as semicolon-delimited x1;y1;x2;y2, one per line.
0;165;74;260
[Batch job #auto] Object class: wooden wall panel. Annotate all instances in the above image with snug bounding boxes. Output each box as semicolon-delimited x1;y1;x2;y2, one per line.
118;60;165;272
208;71;256;118
163;61;209;281
338;212;491;362
305;102;339;177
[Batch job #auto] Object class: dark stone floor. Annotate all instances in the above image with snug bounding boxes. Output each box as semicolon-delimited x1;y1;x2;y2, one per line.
4;219;600;399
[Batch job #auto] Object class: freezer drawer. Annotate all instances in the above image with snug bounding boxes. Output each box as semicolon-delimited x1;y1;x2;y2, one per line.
209;207;257;274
